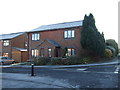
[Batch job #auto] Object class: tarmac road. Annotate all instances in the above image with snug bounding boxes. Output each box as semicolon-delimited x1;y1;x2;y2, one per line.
1;64;120;88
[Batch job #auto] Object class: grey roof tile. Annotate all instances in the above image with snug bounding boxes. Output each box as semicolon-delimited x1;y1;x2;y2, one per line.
29;20;83;32
13;47;27;51
0;32;24;40
37;39;60;47
46;39;60;47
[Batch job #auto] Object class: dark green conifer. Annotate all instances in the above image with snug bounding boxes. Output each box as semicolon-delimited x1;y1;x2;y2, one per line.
80;13;105;56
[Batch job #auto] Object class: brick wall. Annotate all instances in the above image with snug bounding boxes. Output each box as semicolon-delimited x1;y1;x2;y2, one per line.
12;33;28;49
2;40;12;58
0;40;2;56
28;26;82;59
12;48;21;62
1;33;28;61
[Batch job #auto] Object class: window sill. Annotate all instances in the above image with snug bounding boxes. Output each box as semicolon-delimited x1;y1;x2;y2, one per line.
31;40;40;41
4;45;9;47
64;37;75;40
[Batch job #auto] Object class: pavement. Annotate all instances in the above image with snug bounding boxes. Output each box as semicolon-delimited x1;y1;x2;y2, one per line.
1;72;72;88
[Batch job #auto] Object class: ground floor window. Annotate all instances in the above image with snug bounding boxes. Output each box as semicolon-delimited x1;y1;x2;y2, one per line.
32;49;39;57
3;53;8;57
48;48;52;57
66;48;75;56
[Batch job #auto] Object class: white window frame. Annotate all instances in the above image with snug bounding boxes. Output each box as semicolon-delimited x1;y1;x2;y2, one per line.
71;49;75;55
32;33;40;41
25;42;27;47
32;49;39;57
48;48;52;57
64;31;68;38
66;48;75;56
68;31;71;38
72;30;75;37
3;40;9;46
64;30;75;39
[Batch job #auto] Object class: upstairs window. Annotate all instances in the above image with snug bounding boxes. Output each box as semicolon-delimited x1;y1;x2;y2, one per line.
32;33;40;41
3;40;9;46
64;30;75;39
25;42;28;47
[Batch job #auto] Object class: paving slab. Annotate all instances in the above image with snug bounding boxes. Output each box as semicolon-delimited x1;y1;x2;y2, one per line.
1;73;71;88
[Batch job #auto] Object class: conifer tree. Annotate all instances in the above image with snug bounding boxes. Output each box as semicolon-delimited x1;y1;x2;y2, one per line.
80;13;105;56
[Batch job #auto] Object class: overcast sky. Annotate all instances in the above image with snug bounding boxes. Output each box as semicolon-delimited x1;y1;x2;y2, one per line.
0;0;119;43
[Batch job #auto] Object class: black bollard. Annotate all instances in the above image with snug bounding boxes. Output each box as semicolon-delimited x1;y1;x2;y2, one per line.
31;64;34;76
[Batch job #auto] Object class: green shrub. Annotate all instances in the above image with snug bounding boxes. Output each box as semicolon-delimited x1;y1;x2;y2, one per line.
34;56;51;65
33;56;100;65
66;56;96;65
79;49;101;58
65;56;82;65
106;39;119;56
62;48;67;58
81;57;95;64
20;62;32;65
51;57;62;65
103;49;112;59
50;56;82;65
106;46;116;57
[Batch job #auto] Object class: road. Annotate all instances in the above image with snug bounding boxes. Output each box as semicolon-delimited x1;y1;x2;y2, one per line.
1;64;120;88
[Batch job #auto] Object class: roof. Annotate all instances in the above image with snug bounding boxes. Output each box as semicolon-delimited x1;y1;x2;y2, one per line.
37;39;60;47
46;39;60;47
29;20;83;32
13;47;27;51
0;32;24;40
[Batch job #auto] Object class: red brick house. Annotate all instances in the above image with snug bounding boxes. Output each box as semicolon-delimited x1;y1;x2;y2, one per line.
0;32;28;62
27;20;83;59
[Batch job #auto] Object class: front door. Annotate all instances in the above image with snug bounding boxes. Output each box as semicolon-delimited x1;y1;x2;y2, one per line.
55;47;60;57
40;48;44;57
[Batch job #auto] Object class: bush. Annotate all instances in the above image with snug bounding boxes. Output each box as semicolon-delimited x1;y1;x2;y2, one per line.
51;57;65;65
103;49;112;59
106;39;119;56
79;49;100;57
106;46;116;57
81;57;95;64
33;56;101;65
34;56;51;65
65;56;82;65
62;48;67;58
20;62;32;65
